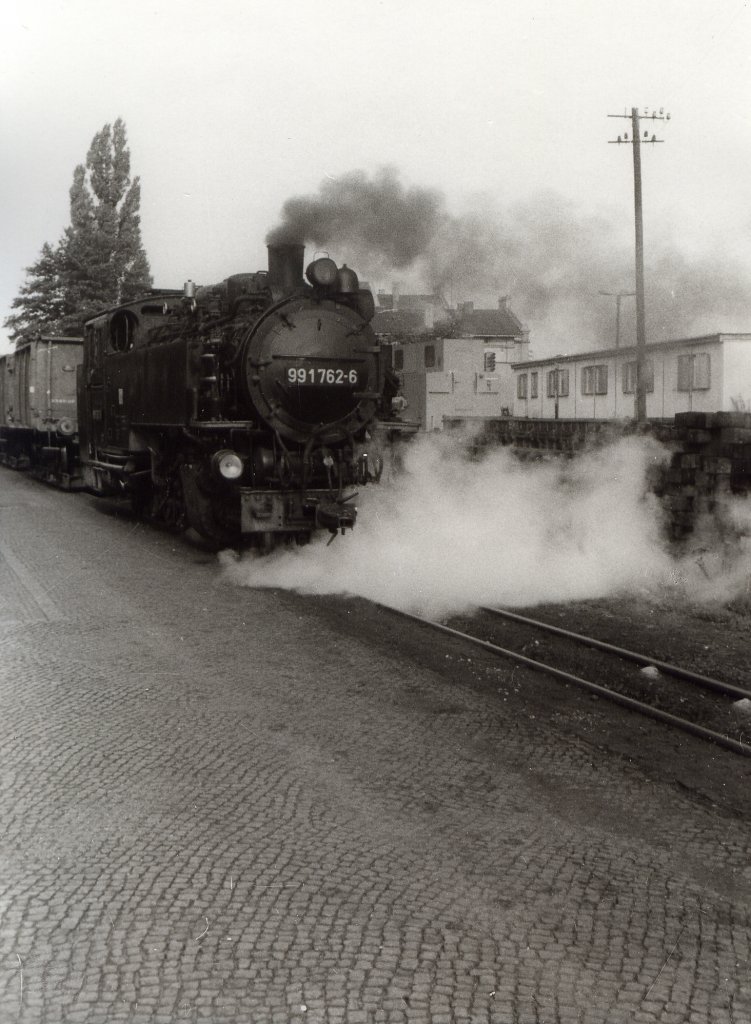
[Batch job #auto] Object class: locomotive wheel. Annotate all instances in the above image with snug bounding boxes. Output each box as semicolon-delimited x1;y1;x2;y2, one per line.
142;471;187;532
256;531;275;554
161;486;187;531
179;464;236;549
129;487;152;522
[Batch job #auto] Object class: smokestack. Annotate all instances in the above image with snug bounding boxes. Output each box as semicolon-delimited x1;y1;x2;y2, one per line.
267;243;305;292
392;282;400;310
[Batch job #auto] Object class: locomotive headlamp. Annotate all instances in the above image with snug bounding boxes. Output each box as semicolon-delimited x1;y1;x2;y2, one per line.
212;450;244;481
306;257;338;288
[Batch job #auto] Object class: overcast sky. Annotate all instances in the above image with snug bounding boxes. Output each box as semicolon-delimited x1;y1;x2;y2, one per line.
2;0;750;356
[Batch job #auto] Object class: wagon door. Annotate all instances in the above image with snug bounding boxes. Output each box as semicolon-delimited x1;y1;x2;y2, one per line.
16;345;31;425
81;324;107;455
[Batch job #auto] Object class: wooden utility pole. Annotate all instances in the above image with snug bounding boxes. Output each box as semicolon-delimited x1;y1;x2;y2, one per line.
608;107;668;423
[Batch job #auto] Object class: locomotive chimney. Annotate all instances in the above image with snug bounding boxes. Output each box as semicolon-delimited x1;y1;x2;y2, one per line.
267;243;305;293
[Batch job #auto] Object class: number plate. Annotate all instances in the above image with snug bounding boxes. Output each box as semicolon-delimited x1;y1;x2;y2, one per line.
286;366;360;386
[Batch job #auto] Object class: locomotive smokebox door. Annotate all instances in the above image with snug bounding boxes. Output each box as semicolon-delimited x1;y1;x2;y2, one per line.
243;299;379;444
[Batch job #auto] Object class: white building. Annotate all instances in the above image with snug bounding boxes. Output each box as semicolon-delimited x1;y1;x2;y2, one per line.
394;335;529;431
378;299;530;432
512;334;751;420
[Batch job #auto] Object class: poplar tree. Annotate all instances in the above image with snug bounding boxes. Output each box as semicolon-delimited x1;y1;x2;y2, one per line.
4;118;152;341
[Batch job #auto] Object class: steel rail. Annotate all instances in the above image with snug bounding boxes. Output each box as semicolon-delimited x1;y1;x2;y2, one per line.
481;605;751;702
386;607;751;759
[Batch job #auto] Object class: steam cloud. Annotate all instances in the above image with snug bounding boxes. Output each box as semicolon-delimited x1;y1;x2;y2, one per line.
267;167;751;356
220;434;751;618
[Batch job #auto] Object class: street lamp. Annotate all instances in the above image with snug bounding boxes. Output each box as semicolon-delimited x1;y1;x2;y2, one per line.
599;290;636;349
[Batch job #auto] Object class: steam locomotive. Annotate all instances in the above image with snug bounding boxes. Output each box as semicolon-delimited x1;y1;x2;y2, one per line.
1;243;408;548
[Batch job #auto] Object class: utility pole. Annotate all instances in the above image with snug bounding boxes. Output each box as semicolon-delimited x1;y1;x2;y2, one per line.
598;289;636;349
608;106;668;423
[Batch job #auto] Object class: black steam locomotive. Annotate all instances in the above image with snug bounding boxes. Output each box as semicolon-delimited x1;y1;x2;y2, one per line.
76;243;403;547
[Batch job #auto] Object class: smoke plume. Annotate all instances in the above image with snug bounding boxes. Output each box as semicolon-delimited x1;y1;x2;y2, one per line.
266;167;444;270
267;168;751;356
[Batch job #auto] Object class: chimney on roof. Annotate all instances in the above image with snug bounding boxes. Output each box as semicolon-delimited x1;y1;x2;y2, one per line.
460;301;474;315
498;296;509;311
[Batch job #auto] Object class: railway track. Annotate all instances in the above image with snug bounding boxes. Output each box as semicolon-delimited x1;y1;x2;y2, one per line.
385;603;751;758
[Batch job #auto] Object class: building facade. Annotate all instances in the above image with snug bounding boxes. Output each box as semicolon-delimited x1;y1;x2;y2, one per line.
512;334;751;420
375;297;530;432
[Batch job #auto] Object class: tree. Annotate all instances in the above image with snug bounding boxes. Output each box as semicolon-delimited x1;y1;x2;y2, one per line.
3;243;67;338
4;118;152;341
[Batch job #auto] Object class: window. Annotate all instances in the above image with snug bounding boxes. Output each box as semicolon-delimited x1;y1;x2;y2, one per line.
547;368;569;397
424;345;436;368
530;372;538;399
677;352;711;391
109;310;138;353
581;364;608;395
694;353;711;389
394;348;404;371
517;373;528;399
484;352;496;372
622;360;654;394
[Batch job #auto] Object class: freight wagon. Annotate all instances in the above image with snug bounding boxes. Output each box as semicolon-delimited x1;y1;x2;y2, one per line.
0;334;84;488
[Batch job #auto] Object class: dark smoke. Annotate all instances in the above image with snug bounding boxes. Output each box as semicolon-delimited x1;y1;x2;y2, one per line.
267;168;751;353
266;167;445;268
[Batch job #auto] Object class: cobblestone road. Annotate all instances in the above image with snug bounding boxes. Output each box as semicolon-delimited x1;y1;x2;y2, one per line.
1;468;750;1023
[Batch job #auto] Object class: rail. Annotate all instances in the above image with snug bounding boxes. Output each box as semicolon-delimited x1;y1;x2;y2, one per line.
382;605;751;758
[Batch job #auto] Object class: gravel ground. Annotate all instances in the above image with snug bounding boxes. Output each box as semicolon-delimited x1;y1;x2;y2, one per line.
318;588;751;823
529;591;751;691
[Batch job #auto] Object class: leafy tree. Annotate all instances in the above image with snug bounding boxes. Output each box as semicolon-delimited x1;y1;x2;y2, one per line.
4;118;152;341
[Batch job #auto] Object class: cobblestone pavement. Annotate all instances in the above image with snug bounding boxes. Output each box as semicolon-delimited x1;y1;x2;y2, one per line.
1;468;750;1023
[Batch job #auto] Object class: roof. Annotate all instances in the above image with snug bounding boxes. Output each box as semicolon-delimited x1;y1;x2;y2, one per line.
14;333;83;349
372;309;431;336
376;292;444;310
445;307;525;338
373;300;527;341
513;332;751;369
